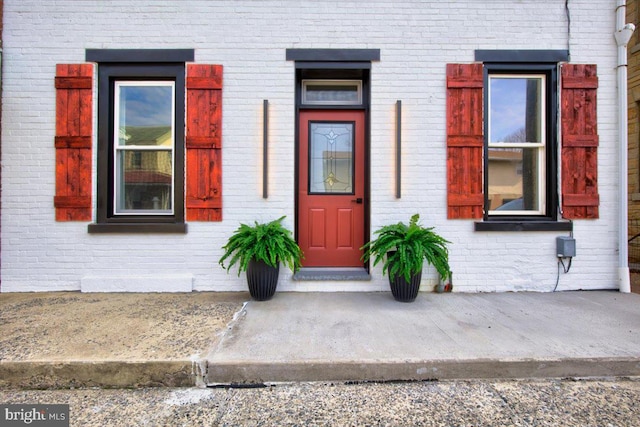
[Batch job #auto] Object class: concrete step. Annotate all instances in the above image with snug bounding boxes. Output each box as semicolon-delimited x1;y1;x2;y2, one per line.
0;360;195;389
0;292;247;389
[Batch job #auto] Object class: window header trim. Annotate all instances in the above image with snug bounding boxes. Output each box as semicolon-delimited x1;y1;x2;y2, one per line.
294;61;372;70
86;49;195;63
286;48;380;62
475;49;569;63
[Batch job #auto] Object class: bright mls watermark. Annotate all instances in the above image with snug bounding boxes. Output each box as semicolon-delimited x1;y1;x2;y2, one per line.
0;405;69;426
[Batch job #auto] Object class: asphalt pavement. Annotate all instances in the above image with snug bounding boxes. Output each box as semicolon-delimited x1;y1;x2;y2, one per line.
2;379;640;426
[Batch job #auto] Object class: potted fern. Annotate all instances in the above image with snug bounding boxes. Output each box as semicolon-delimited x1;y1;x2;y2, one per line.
219;216;303;301
361;214;451;302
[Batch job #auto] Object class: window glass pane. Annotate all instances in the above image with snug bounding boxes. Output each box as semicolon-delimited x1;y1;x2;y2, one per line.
117;84;173;147
309;122;354;194
116;150;173;213
488;148;541;213
302;80;362;105
114;81;174;215
489;76;543;143
306;85;359;103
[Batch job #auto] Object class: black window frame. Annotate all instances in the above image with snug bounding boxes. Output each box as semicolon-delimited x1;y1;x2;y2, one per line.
484;63;557;222
473;50;572;232
87;49;193;234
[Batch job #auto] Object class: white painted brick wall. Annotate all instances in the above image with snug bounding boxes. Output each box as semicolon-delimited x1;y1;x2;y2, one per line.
1;0;621;293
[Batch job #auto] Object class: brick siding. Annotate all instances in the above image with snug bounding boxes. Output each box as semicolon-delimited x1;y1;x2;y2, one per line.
0;0;621;292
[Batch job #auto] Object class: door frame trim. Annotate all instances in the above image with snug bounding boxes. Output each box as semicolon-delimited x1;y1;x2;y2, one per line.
293;71;371;274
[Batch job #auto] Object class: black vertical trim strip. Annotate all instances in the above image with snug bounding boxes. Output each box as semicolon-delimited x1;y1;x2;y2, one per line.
263;100;269;199
396;100;402;199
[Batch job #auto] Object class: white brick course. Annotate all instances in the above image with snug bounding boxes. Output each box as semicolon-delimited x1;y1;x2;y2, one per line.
1;0;621;292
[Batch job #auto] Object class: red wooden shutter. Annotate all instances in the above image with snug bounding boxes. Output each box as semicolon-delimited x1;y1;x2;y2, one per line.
54;64;93;221
446;63;484;219
186;64;223;221
561;64;599;219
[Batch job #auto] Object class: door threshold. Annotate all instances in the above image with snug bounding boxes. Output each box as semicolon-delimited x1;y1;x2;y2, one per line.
292;267;371;281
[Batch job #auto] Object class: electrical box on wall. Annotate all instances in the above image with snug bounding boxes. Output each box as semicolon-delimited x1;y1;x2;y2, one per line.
556;236;576;258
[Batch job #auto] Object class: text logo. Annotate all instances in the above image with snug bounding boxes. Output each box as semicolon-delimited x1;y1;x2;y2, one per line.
0;405;69;426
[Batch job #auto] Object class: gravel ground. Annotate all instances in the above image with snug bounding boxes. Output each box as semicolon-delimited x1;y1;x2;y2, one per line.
0;292;247;361
2;379;640;426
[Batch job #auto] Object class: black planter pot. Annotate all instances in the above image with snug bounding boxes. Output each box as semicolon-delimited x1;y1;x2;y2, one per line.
246;259;280;301
388;269;423;302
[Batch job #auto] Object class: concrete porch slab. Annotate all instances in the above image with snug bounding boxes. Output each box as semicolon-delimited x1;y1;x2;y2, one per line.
205;291;640;384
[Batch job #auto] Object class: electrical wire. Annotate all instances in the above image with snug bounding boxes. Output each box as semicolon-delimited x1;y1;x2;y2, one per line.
553;257;573;292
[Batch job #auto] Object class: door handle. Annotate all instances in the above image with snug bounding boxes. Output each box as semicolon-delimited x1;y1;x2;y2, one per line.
351;198;363;204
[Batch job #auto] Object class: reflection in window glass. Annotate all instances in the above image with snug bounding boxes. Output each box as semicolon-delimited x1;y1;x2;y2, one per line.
488;148;539;212
489;76;543;143
117;151;173;212
114;82;175;214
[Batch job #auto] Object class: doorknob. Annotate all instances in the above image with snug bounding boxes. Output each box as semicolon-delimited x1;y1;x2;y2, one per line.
351;198;363;204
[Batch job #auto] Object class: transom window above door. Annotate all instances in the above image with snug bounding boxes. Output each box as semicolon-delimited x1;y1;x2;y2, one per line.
302;80;362;105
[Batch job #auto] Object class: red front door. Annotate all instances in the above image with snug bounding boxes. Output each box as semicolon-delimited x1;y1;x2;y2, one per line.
298;110;366;267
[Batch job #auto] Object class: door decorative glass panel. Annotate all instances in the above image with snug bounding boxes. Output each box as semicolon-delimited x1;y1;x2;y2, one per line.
308;122;354;194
